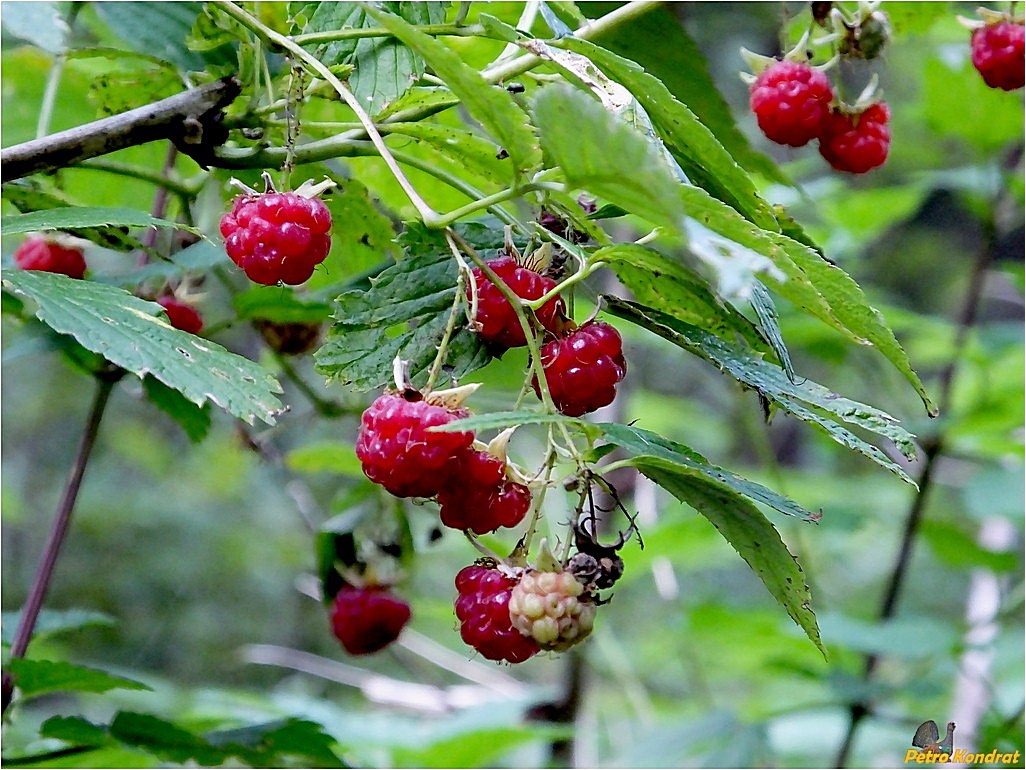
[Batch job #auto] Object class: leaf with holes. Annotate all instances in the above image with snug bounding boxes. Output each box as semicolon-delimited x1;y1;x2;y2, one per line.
2;270;282;424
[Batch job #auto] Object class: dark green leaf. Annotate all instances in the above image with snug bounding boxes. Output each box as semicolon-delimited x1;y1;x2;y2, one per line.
143;375;212;443
93;2;236;71
206;718;344;768
40;715;111;747
315;241;490;391
748;279;794;381
1;208;193;236
366;6;542;179
8;659;150;699
594;243;771;354
606;298;919;484
1;609;116;647
109;712;219;766
599;423;821;523
581;5;786;183
600;425;823;654
675;184;936;415
533;84;686;235
2;270;283;424
559;38;779;230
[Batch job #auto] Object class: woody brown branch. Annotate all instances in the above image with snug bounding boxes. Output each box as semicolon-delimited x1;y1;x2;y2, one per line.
1;76;242;182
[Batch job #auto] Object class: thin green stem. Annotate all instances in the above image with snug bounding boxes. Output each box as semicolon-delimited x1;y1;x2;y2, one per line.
432;183;545;229
2;372;120;715
74;159;199;199
424;255;467;393
292;22;482;46
526;260;608;311
213;0;438;222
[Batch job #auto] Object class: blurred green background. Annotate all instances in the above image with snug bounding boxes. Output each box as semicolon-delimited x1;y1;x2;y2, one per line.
2;2;1022;767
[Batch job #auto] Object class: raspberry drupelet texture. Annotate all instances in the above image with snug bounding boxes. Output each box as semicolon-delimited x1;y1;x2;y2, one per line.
219;192;332;286
436;449;531;534
533;321;627;417
469;256;564;349
355;392;474;498
330;585;411;655
454;564;539;664
508;569;596;651
157;297;204;335
971;21;1025;91
818;102;891;174
14;236;87;279
749;60;835;147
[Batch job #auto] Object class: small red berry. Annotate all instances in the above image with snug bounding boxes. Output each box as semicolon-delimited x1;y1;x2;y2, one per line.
157;296;204;335
818;102;891;174
14;236;87;279
355;392;474;498
971;21;1025;91
469;256;564;349
533;321;627;417
454;564;539;664
219;191;332;286
749;60;834;147
436;449;531;534
330;585;411;655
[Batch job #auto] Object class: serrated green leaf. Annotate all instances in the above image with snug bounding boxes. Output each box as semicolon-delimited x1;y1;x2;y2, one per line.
577;7;785;184
748;279;795;381
206;718;344;768
93;2;236;71
304;2;446;114
560;39;779;230
374;85;459;121
675;185;936;415
599;425;823;654
8;659;151;699
599;423;821;523
384;122;511;187
315;248;489;392
366;6;542;179
2;270;283;424
533;84;686;236
661;464;824;655
594;243;771;354
143;375;212;443
606;297;919;484
1;208;194;236
1;609;116;647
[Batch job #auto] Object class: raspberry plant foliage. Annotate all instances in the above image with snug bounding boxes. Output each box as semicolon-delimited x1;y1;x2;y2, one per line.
5;1;996;764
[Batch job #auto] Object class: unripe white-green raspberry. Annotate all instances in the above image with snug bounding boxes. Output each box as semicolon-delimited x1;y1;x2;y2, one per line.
508;569;596;651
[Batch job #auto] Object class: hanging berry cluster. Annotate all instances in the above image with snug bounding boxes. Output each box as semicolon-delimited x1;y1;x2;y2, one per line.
962;7;1025;91
742;2;894;174
327;229;633;663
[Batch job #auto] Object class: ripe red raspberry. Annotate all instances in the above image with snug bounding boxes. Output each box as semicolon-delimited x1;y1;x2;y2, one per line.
330;585;411;655
355;392;474;498
818;102;891;174
508;569;596;651
971;21;1025;91
533;321;627;417
469;256;564;349
454;564;539;664
157;297;204;335
749;60;834;147
436;449;531;534
219;192;331;286
14;236;86;279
